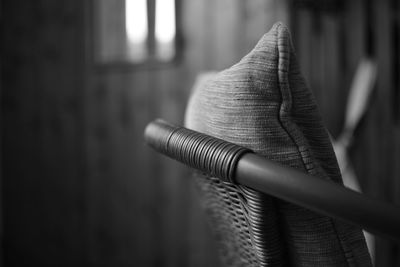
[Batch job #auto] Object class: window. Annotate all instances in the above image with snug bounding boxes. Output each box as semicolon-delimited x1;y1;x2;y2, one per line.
125;0;148;61
94;0;179;65
154;0;176;60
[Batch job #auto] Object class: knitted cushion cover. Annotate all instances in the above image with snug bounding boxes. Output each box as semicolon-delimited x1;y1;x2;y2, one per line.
184;22;371;267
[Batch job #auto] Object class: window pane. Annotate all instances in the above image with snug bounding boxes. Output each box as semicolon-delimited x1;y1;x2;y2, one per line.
126;0;148;62
155;0;176;60
94;0;178;64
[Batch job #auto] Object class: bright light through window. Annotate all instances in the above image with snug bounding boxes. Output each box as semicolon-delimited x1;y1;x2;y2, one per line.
155;0;176;60
97;0;178;63
126;0;148;43
155;0;176;43
126;0;148;61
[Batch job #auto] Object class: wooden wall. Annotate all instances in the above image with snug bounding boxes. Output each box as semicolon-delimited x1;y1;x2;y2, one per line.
2;1;87;265
84;1;288;266
290;0;400;266
1;0;288;266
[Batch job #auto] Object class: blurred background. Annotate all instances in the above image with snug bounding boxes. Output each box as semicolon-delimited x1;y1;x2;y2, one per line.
1;0;400;266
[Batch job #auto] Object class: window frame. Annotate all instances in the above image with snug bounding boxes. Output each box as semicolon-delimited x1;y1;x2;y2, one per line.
91;0;183;71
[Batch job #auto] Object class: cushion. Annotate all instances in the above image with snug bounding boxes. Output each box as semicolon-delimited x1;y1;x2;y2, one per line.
185;22;371;267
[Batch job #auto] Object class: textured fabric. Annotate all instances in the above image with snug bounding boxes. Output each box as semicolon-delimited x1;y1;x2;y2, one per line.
184;22;372;267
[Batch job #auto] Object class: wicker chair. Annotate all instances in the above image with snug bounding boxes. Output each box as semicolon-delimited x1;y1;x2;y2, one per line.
144;23;400;266
182;23;371;267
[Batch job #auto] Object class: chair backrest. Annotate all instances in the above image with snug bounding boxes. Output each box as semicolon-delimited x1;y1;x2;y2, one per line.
192;172;281;266
184;22;372;266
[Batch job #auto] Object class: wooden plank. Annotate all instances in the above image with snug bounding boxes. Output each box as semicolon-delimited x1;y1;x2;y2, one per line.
183;0;208;73
309;14;325;119
213;0;241;70
343;0;366;72
345;0;371;195
181;1;223;266
391;0;400;251
292;8;313;93
0;0;3;264
2;0;86;264
371;0;397;266
273;0;290;26
239;0;290;57
393;124;400;266
394;0;400;212
157;67;189;267
321;13;343;136
85;70;157;266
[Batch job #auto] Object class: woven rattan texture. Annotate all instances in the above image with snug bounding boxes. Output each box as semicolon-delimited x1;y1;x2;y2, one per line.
194;173;283;266
185;22;371;266
145;119;251;183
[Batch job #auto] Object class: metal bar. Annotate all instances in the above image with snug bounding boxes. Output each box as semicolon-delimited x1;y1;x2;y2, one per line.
144;119;400;241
